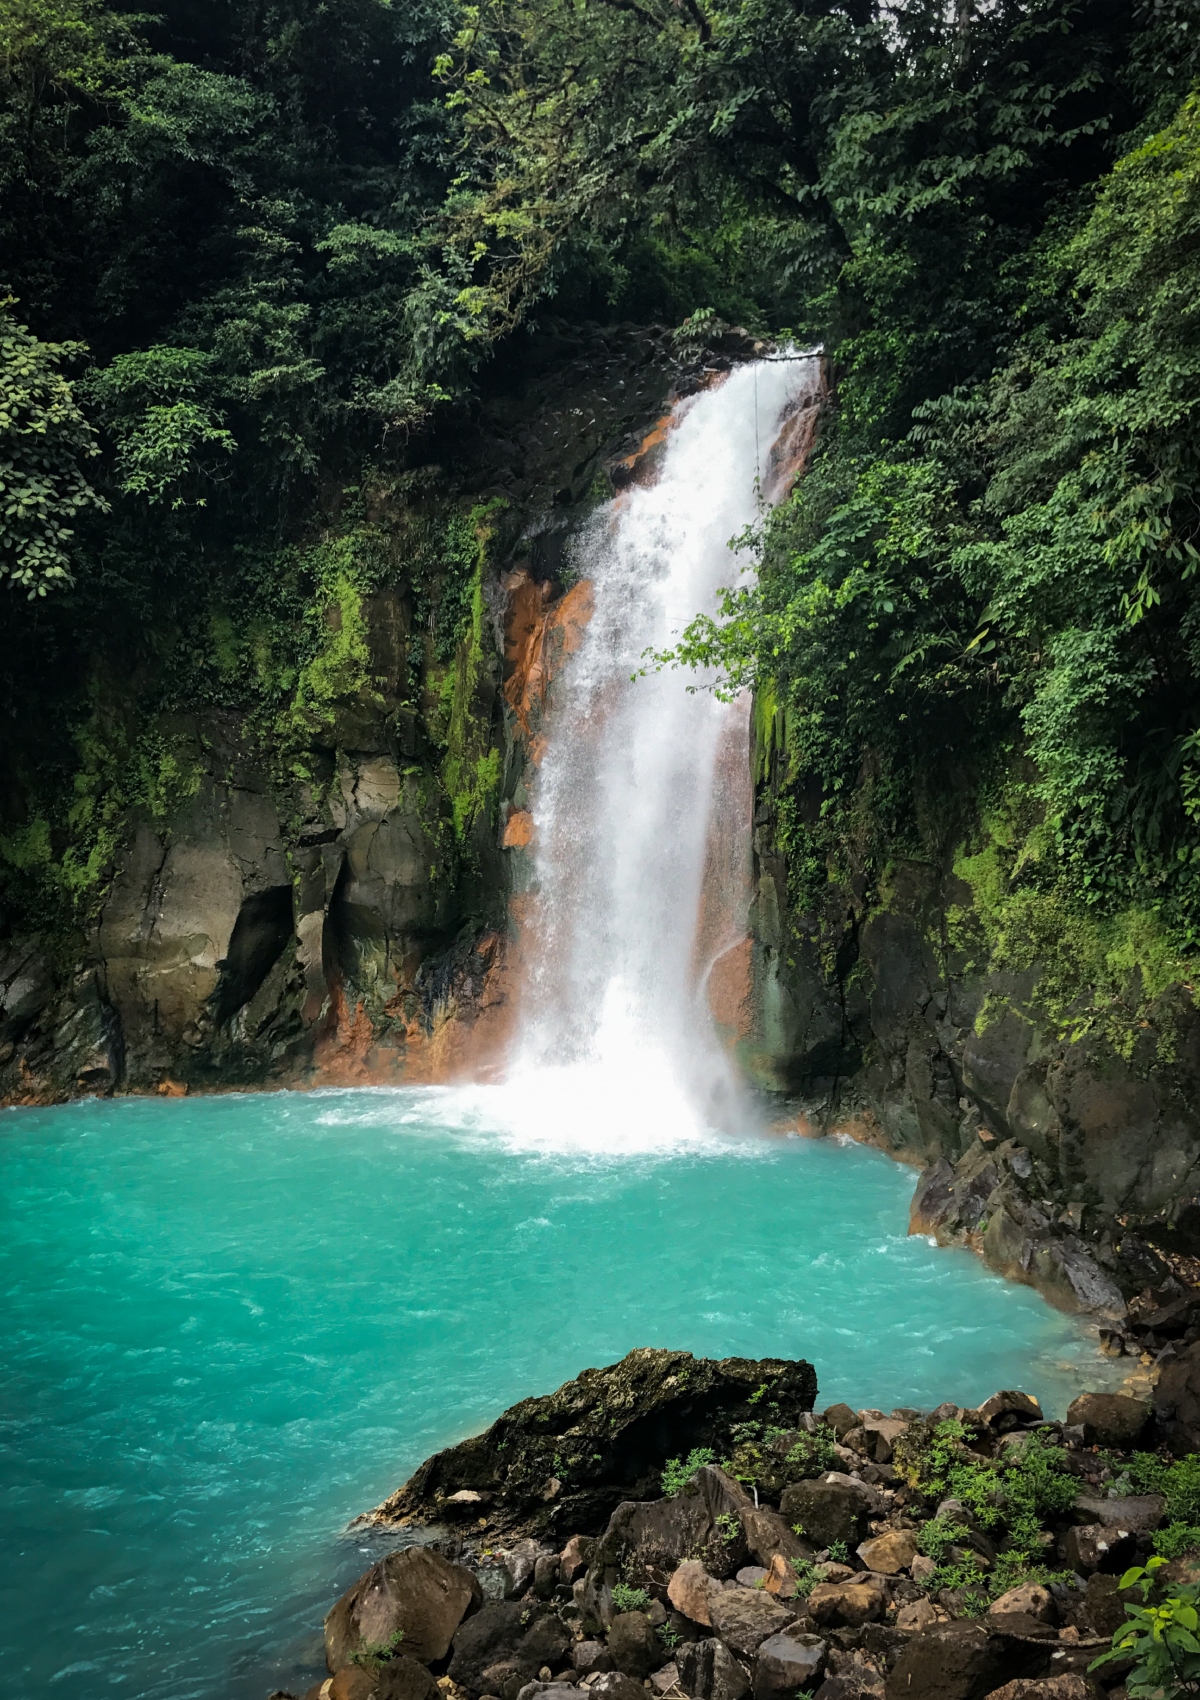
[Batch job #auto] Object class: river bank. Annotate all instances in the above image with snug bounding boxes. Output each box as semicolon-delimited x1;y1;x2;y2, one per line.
285;1348;1200;1700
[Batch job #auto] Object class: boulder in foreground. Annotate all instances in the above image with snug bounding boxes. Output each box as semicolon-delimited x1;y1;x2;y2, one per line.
364;1348;817;1538
324;1545;481;1673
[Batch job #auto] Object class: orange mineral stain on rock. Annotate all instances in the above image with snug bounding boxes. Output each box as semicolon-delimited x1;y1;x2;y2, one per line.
502;570;595;740
502;808;534;849
706;935;754;1039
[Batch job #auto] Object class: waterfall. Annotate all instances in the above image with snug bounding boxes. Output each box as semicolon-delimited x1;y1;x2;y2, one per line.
505;355;821;1149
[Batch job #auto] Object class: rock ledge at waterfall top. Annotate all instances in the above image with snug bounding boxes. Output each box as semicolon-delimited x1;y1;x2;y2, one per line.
276;1347;1200;1700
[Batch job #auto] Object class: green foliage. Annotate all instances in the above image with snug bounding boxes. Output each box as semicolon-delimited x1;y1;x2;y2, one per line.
715;1512;741;1545
351;1628;406;1670
0;302;106;593
785;1426;838;1479
1131;1455;1200;1530
661;1449;716;1497
902;1423;1076;1601
611;1583;651;1614
1156;1525;1200;1562
1091;1558;1200;1698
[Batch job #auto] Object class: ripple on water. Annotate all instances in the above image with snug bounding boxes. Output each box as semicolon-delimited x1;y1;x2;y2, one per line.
1;1086;1117;1700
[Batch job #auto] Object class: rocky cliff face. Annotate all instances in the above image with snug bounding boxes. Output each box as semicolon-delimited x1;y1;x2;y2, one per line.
0;324;700;1105
740;771;1200;1330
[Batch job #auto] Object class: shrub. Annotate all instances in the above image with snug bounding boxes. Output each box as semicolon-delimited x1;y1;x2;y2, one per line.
661;1448;715;1497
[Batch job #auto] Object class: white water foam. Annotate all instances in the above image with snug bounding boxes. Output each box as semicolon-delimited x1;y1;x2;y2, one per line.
501;355;822;1146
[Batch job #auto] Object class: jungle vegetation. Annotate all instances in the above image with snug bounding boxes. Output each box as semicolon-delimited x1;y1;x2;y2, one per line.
3;0;1200;974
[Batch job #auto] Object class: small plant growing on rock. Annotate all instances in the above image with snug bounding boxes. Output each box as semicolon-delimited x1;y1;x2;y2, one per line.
661;1448;715;1496
350;1629;405;1670
785;1425;837;1479
657;1624;682;1651
1091;1557;1200;1697
611;1582;652;1613
789;1557;822;1597
826;1540;849;1564
716;1513;741;1545
1129;1454;1200;1562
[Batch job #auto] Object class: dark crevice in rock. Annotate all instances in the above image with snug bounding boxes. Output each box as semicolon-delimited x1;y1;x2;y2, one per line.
213;886;296;1027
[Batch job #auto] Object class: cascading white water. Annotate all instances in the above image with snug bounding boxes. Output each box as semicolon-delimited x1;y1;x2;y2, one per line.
503;356;822;1147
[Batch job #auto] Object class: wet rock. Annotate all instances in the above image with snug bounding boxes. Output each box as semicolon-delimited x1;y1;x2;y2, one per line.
572;1642;614;1677
855;1532;917;1575
374;1658;442;1700
676;1638;751;1700
988;1586;1056;1626
780;1479;873;1551
977;1392;1043;1431
325;1547;483;1672
708;1587;796;1656
607;1612;659;1679
1063;1394;1150;1449
447;1602;571;1696
806;1584;884;1630
1060;1523;1135;1576
752;1631;826;1700
668;1560;716;1626
370;1351;816;1537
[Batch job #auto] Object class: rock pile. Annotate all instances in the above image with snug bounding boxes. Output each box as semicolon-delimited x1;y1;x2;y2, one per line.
277;1352;1200;1700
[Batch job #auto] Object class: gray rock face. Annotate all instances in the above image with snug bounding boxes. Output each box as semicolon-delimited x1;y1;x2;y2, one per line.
752;1632;826;1700
744;832;1200;1300
324;1545;483;1673
779;1479;873;1552
677;1637;752;1700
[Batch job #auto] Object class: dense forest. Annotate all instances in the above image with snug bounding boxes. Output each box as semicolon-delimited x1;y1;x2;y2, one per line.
3;0;1200;1024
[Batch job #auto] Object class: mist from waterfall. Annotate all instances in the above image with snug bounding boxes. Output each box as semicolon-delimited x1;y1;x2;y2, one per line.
507;355;822;1146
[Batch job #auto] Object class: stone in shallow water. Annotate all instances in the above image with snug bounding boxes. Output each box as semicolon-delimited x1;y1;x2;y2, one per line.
324;1546;482;1672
